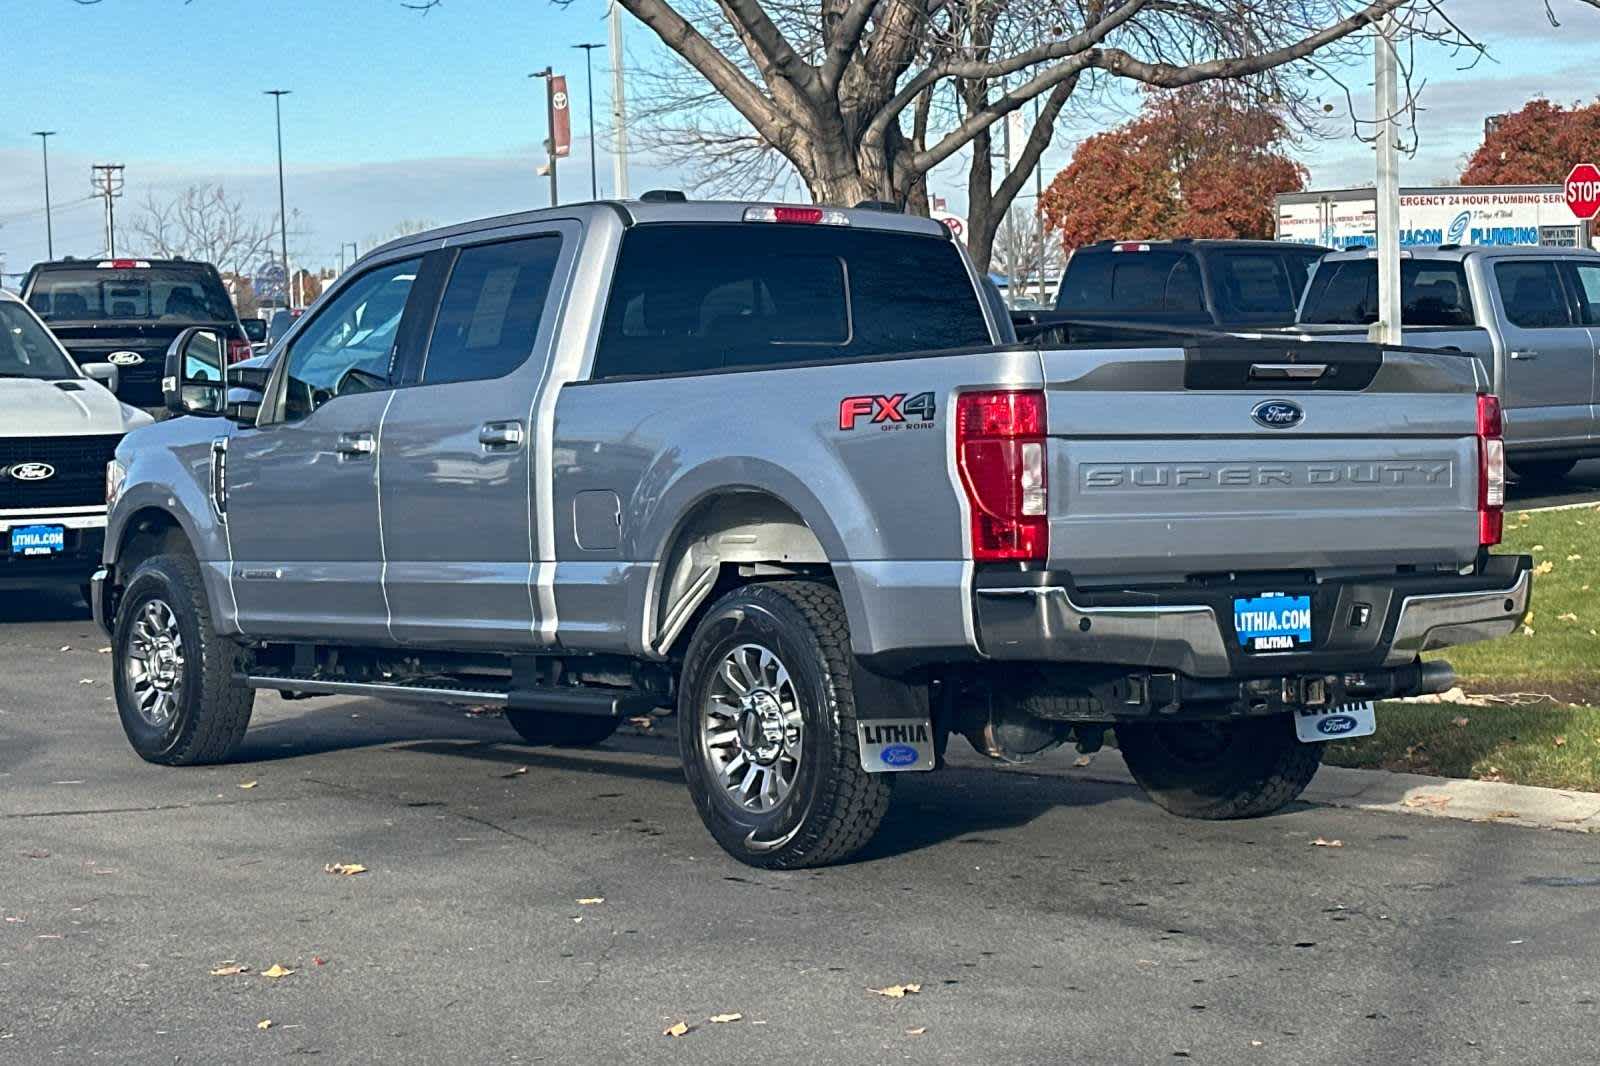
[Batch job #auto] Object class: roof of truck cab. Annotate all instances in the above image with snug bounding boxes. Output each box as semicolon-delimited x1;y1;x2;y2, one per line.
1319;244;1600;264
365;199;952;260
1071;239;1331;254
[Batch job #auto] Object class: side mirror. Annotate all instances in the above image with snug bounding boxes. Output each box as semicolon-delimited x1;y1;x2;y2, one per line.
82;362;120;394
241;318;268;344
163;327;228;417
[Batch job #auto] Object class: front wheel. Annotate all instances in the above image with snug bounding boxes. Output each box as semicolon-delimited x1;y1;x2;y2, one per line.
677;581;892;869
1116;716;1320;820
112;552;254;765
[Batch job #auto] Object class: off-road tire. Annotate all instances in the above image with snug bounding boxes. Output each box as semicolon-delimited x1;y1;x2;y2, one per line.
504;711;620;748
112;552;254;765
677;581;892;869
1510;458;1577;484
1116;715;1320;820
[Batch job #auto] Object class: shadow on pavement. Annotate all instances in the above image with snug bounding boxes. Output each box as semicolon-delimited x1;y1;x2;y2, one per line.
0;585;91;624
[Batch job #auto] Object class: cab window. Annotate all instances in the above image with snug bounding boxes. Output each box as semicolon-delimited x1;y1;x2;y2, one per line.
281;258;421;420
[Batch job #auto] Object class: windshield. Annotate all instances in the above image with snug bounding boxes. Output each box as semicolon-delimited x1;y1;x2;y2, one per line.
27;265;236;323
0;301;78;380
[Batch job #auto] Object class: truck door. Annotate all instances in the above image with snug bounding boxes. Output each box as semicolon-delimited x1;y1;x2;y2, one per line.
378;226;576;649
1561;260;1600;442
1492;258;1594;450
224;254;429;642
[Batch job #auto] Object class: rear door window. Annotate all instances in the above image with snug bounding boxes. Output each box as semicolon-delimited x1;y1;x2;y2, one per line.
420;237;562;385
26;264;235;322
1495;261;1573;329
1300;259;1475;326
1214;253;1294;316
591;224;990;379
1057;251;1204;314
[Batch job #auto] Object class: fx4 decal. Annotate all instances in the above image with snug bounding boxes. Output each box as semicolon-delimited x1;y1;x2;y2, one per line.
838;391;937;431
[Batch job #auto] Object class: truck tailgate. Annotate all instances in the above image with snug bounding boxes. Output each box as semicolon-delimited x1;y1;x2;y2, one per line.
1041;340;1487;582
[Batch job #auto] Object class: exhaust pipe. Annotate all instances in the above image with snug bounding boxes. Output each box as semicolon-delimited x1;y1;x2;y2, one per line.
1416;659;1457;695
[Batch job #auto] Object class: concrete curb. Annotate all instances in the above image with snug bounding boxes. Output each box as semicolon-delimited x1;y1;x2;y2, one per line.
1051;749;1600;833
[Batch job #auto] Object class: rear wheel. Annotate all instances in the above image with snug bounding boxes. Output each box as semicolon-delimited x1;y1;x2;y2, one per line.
112;552;254;765
678;581;892;869
504;711;620;748
1510;458;1577;484
1116;715;1320;820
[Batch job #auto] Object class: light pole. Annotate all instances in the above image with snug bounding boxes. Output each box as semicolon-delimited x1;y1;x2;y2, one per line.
264;89;292;308
528;68;559;206
574;42;604;199
32;131;56;260
609;2;629;198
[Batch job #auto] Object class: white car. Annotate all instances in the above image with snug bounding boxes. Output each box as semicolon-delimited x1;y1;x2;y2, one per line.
0;288;153;601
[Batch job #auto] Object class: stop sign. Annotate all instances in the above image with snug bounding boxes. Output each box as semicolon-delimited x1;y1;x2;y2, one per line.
1565;162;1600;221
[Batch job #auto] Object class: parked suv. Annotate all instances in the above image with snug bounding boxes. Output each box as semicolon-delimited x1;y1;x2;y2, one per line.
1295;245;1600;482
1015;239;1329;342
22;258;251;410
0;289;152;599
94;201;1528;868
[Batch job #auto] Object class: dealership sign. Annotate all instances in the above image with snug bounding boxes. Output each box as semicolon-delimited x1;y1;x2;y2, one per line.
1566;163;1600;221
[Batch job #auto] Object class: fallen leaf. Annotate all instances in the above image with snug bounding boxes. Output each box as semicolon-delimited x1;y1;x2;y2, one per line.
59;645;71;652
1402;793;1451;811
1251;1040;1264;1048
1486;810;1520;820
708;1013;743;1024
663;1022;690;1038
576;897;605;905
1559;613;1580;623
1568;554;1583;562
627;715;653;729
77;679;94;685
1522;625;1536;638
238;781;259;790
1533;561;1554;576
1451;716;1471;728
1310;838;1343;848
257;1020;273;1031
1531;544;1546;551
869;983;922;999
96;646;111;654
313;956;329;966
1555;736;1568;747
501;767;528;778
210;964;250;976
261;964;295;980
1072;755;1093;767
323;863;367;876
907;1027;928;1036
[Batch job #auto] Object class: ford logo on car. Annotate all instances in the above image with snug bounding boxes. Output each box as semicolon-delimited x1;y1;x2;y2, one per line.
108;351;145;367
1251;400;1305;430
6;462;56;482
1317;715;1359;736
879;744;919;767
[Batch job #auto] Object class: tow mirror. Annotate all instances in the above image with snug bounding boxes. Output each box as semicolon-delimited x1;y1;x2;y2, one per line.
163;326;228;417
82;362;120;393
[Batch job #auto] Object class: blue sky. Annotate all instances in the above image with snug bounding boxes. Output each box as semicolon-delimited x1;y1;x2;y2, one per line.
2;0;1598;280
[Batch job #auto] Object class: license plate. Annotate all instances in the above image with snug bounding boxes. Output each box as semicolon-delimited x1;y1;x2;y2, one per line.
1233;593;1312;651
9;524;66;557
1295;701;1376;743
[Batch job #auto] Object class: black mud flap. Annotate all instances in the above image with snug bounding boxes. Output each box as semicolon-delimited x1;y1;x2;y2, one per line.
852;663;936;773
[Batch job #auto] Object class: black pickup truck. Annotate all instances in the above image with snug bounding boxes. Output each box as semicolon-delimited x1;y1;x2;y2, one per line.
23;258;251;409
1015;238;1329;343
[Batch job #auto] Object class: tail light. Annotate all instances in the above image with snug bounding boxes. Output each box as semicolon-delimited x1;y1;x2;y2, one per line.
227;338;253;365
956;390;1048;562
1477;393;1504;547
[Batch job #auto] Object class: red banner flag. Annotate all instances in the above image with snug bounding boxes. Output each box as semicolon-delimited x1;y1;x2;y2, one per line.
549;75;572;158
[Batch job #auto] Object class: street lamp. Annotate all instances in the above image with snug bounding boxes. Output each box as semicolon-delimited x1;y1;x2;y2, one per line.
32;131;56;260
573;42;604;199
264;89;292;309
528;69;559;207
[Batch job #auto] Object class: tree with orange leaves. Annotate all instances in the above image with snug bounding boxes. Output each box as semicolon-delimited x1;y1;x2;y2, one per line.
1039;87;1307;250
1461;98;1600;186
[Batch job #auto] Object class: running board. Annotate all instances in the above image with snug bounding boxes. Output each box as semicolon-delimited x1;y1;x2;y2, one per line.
242;674;656;718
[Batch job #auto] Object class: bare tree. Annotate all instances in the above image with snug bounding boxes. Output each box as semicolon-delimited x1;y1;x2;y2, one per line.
988;203;1064;303
126;184;279;277
615;0;1480;269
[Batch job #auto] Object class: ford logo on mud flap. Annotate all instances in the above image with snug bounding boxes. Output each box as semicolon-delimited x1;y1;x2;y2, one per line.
1317;715;1358;736
108;351;145;367
6;462;56;482
1251;399;1305;430
880;744;919;767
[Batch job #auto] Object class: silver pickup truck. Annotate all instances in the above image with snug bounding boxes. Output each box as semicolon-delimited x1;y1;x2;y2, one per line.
93;199;1531;867
1296;245;1600;482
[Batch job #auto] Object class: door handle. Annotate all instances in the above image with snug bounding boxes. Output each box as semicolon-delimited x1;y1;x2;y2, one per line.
479;421;525;448
1509;350;1539;361
336;431;376;456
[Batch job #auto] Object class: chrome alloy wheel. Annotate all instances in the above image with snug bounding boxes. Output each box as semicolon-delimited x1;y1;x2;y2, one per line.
124;598;185;729
700;642;804;813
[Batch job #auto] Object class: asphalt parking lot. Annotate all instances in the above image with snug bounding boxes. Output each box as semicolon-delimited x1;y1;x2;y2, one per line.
4;587;1599;1065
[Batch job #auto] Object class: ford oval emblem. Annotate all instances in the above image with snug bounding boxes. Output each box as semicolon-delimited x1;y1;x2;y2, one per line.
1251;399;1304;429
1317;715;1358;736
880;744;919;767
108;350;145;366
7;462;56;482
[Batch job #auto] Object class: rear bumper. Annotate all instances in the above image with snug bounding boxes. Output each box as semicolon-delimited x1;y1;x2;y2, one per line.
973;554;1532;678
